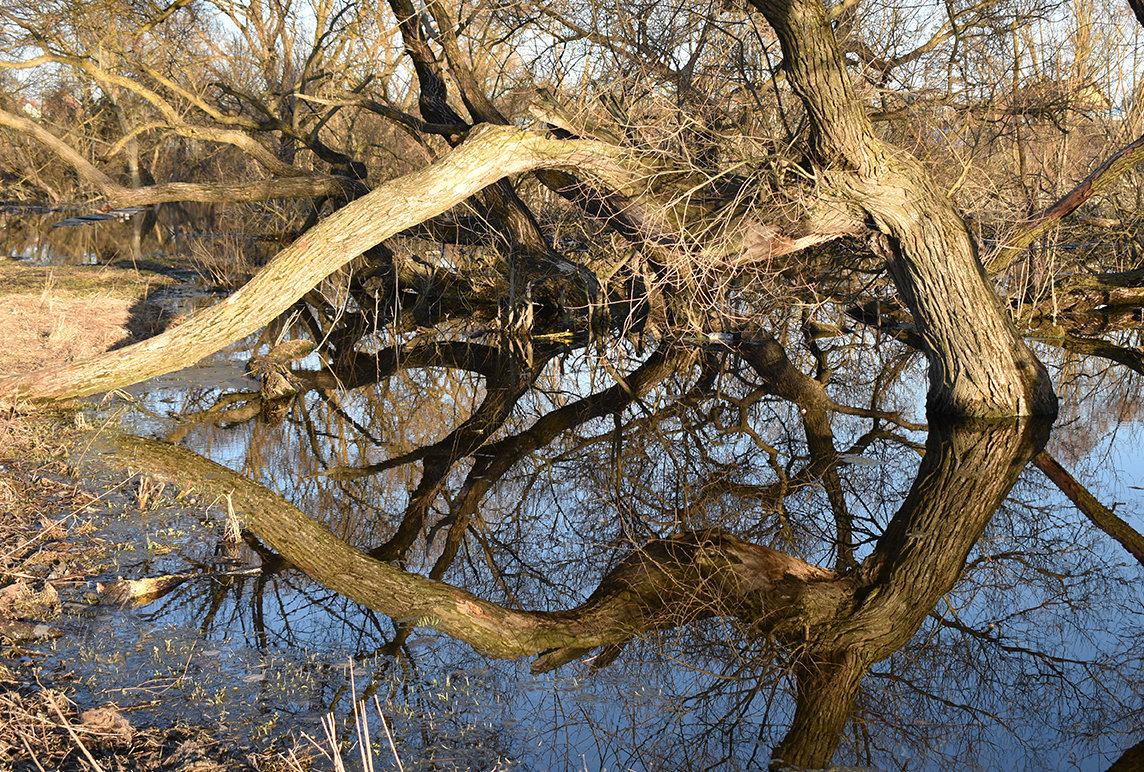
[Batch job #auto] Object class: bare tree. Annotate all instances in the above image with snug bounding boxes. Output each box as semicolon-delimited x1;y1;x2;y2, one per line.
24;0;1144;418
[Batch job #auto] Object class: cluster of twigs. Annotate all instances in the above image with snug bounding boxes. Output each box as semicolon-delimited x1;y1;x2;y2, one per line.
0;683;175;771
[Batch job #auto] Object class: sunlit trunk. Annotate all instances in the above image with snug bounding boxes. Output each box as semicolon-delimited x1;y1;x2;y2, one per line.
747;0;1057;418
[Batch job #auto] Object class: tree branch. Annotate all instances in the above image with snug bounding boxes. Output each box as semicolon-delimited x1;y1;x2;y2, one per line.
991;132;1144;272
0;125;646;404
1033;451;1144;567
0;107;356;207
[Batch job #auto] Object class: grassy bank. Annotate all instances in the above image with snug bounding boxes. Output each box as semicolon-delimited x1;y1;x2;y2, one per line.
0;260;316;770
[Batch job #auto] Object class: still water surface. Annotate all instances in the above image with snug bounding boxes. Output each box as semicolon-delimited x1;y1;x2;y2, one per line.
65;336;1140;770
7;220;1144;770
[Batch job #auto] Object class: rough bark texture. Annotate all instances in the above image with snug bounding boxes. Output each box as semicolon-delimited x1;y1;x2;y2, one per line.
775;654;868;768
4;19;1059;419
0;125;630;406
746;0;1057;418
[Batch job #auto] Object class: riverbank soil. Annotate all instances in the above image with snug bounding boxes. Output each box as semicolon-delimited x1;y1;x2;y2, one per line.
0;261;307;770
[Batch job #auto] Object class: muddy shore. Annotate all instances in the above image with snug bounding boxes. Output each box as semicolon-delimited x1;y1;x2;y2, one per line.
0;259;312;771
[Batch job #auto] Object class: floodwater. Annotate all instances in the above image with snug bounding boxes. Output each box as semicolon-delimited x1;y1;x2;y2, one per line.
6;215;1144;770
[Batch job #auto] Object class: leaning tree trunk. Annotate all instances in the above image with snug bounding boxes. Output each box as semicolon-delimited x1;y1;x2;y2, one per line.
0;125;629;406
747;0;1057;418
772;417;1050;767
2;1;1058;420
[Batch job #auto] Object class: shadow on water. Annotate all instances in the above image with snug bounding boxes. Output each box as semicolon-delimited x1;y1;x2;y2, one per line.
38;303;1136;770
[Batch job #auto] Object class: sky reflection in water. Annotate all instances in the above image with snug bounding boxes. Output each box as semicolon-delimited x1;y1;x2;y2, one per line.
63;327;1144;771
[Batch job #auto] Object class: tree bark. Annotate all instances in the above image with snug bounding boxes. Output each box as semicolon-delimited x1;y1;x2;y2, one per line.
772;654;867;769
746;0;1057;418
0;125;630;405
4;22;1059;420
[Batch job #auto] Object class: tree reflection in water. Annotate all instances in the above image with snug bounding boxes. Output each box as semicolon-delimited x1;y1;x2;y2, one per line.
107;309;1144;770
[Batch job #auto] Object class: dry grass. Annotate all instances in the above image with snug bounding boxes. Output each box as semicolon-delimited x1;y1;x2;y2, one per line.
0;259;174;377
0;294;138;374
0;411;321;771
0;261;173;299
0;678;312;771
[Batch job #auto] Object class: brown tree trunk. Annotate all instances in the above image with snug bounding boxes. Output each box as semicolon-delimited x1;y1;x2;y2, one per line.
0;125;628;406
3;7;1059;420
746;0;1057;418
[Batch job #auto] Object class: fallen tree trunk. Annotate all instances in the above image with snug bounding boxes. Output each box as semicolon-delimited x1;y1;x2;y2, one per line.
1044;268;1144;313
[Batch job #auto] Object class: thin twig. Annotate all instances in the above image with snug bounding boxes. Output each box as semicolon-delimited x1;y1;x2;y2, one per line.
42;690;106;772
320;713;346;772
350;660;372;772
18;730;48;772
373;694;405;772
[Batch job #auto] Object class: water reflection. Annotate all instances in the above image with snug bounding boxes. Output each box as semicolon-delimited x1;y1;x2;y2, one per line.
88;308;1144;770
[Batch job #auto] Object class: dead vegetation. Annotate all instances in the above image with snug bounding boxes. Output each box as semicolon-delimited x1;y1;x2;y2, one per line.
0;412;322;771
0;677;212;772
0;282;329;770
0;677;316;771
0;259;174;376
